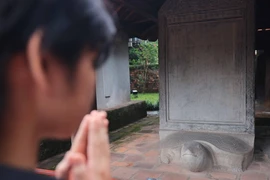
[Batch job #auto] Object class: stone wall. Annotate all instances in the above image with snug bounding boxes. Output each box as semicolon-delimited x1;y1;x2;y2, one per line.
96;31;130;109
130;65;159;93
106;100;147;131
39;140;71;162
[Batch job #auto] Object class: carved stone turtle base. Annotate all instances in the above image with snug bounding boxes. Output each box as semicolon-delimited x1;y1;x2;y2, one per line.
160;131;254;172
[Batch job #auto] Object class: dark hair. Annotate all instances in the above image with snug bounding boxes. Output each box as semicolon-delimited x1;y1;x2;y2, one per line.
0;0;116;111
0;0;116;67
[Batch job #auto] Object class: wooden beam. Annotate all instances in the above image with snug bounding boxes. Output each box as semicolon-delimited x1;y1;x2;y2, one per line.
111;0;158;22
115;4;123;12
125;11;134;20
132;19;151;24
119;25;143;38
142;24;157;37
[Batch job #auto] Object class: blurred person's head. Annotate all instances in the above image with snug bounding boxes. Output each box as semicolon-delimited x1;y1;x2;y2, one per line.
0;0;116;139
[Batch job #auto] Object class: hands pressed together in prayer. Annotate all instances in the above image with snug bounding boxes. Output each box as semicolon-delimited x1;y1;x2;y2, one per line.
55;111;111;180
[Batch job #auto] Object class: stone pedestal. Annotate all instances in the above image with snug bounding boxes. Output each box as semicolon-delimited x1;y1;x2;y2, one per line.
159;0;255;172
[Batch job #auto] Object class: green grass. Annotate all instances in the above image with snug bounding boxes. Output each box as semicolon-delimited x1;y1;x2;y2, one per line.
131;93;159;104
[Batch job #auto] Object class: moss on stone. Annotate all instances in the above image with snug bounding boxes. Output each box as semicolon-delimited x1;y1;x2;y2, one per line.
39;140;71;162
107;101;147;131
109;116;158;143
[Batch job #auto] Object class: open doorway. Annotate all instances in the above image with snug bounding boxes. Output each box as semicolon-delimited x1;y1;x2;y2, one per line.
129;38;159;113
255;0;270;118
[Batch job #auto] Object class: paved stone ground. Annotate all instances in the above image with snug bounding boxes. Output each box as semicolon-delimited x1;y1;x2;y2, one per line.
39;115;270;180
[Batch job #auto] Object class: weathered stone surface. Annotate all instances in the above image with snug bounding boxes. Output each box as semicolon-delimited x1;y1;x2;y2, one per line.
159;0;255;133
160;131;254;172
158;0;255;173
105;100;147;131
96;31;130;110
180;141;211;172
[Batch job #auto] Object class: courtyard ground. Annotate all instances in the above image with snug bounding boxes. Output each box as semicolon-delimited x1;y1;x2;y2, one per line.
39;115;270;180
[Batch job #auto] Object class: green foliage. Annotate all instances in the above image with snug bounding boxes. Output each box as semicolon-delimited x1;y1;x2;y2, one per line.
129;40;159;92
129;40;158;66
129;48;141;65
131;93;159;111
145;100;159;111
131;93;159;104
130;64;159;71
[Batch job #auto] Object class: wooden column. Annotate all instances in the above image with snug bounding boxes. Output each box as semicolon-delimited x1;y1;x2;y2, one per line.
265;54;270;106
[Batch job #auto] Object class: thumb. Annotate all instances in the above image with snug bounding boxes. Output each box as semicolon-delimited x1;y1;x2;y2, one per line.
55;152;86;180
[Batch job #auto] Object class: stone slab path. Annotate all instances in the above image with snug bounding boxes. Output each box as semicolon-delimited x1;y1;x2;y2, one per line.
39;115;270;180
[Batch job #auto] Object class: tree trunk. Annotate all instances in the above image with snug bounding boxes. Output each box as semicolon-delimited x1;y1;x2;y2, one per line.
143;58;148;93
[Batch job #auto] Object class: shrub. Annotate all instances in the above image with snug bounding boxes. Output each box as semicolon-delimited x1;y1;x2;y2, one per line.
146;100;159;111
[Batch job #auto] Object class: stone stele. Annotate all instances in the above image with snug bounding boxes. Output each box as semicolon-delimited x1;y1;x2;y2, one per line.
159;0;255;172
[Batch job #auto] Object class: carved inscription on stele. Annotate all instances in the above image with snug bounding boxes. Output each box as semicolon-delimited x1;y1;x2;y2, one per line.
160;0;245;15
166;9;244;25
166;18;246;124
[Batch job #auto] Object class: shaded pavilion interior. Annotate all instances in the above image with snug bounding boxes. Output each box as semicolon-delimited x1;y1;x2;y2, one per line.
111;0;270;119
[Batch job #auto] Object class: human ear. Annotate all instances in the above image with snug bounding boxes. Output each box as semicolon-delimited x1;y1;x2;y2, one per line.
26;30;48;93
